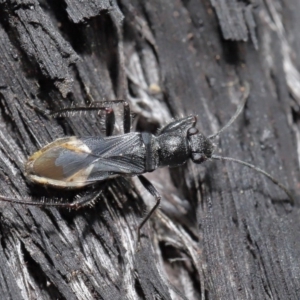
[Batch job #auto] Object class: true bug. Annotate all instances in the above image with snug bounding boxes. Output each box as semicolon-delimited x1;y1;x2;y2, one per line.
0;83;294;241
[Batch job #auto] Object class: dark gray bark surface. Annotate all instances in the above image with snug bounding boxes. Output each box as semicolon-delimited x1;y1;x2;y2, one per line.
0;0;299;299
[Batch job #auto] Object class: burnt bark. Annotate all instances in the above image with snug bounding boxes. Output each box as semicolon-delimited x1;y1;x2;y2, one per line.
0;0;299;299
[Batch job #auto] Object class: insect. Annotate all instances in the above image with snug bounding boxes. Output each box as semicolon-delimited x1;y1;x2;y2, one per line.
0;83;294;242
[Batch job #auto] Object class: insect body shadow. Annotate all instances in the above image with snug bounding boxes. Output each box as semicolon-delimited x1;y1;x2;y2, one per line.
0;83;294;247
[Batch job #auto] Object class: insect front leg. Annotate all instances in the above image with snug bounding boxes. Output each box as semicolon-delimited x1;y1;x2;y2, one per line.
137;175;161;244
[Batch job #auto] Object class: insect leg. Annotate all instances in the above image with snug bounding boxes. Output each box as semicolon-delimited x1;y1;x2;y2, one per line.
137;175;161;242
105;108;115;136
123;101;131;133
51;106;114;117
65;184;108;209
25;100;52;118
90;100;131;133
0;183;108;209
50;105;116;136
101;101;131;135
52;100;131;134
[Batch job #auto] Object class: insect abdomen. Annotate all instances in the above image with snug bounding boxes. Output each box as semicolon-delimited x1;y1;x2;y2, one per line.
25;137;95;189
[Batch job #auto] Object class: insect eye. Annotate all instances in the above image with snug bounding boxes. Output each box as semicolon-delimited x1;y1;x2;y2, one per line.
188;127;198;136
191;153;206;164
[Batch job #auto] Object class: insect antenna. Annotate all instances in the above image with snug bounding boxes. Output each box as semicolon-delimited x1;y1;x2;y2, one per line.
205;82;294;204
211;155;294;204
209;82;250;140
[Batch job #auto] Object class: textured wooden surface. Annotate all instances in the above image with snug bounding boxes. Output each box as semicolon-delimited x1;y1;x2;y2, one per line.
0;0;299;299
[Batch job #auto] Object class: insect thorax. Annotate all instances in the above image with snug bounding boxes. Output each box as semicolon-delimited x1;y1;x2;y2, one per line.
156;133;189;168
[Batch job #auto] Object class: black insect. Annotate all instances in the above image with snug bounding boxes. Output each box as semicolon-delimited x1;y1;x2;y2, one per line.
0;84;294;241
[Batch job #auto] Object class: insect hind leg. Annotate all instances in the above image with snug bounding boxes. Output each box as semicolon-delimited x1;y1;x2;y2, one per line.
98;100;131;133
66;183;108;209
52;100;131;135
82;100;131;134
0;183;108;210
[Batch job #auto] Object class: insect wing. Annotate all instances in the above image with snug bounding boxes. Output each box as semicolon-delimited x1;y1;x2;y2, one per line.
25;133;146;188
81;133;146;183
